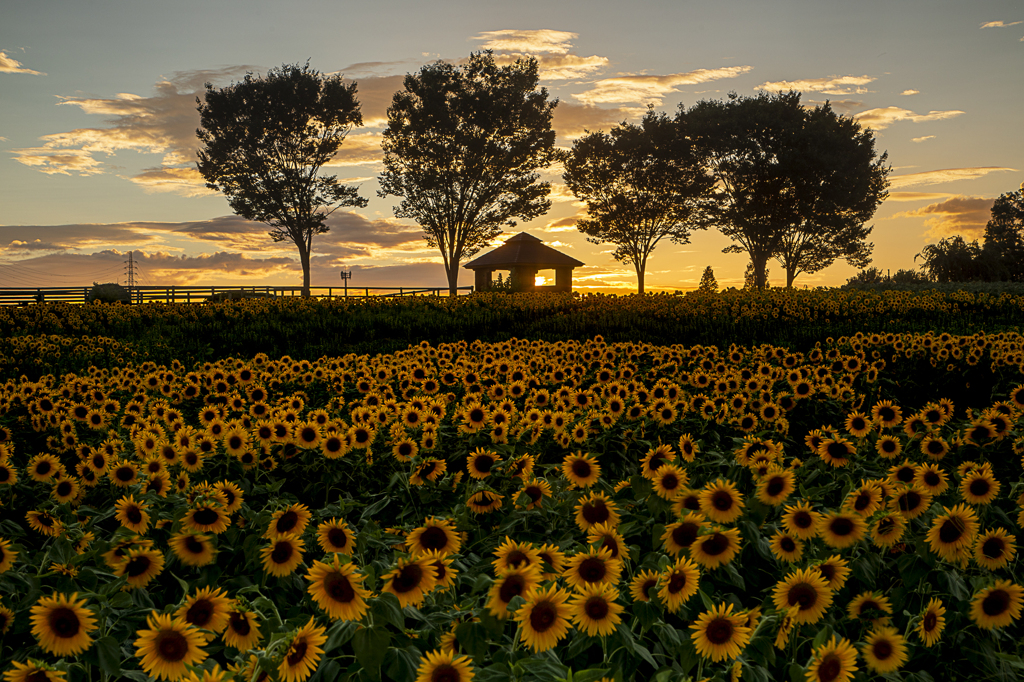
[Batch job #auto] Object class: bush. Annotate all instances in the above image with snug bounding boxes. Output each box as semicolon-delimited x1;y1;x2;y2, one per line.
86;282;130;304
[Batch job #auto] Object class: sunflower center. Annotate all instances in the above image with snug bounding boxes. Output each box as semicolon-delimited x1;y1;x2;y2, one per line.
877;517;895;535
571;459;591;478
830;518;854;536
879;407;895;422
276;511;299;533
926;440;944;455
788;583;817;609
938;519;964;544
127;507;143;525
661;473;679;490
854;493;871;511
48;607;81;638
529;602;557;632
36;462;52;475
325;572;356;603
982;538;1005;559
766;478;785;496
898;491;922;512
793;511;813;529
505;550;529;568
700;533;728;556
819;564;835;582
780;537;796;552
896;467;914;483
156;630;189;662
393;564;424;593
271;542;293;564
969;479;991;497
711;490;733;511
185;535;205;554
287;641;308;666
475;456;495;473
578;558;607;582
126;555;152;577
923;612;937;631
584;597;609;620
328;527;350;549
186;599;214;627
672;523;699;548
982;589;1010;616
193;508;219;526
924;471;940;486
826;442;848;458
705;618;733;644
581;502;609;525
116;467;134;481
498;575;526;603
668;572;689;594
872;638;893;659
526;486;542;502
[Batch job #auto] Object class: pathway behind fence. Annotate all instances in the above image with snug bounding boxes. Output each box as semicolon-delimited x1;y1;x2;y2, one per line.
0;285;474;305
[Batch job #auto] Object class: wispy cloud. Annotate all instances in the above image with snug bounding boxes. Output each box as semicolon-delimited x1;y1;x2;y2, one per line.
900;89;919;96
543;215;580;232
572;66;753;105
886;192;954;202
980;20;1022;28
0;50;45;75
854;106;965;130
889;167;1017;189
893;195;995;238
473;29;578;54
551;102;643;139
128;167;216;197
755;74;874;95
806;99;862;114
911;135;935;143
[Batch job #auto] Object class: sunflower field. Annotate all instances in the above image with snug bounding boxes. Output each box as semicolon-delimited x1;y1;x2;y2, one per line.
1;298;1024;682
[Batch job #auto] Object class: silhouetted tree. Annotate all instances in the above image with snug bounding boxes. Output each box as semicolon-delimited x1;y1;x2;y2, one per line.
915;236;987;282
196;62;367;297
743;261;770;289
378;52;561;295
845;266;931;287
981;183;1024;281
697;266;718;293
562;109;714;293
684;92;889;288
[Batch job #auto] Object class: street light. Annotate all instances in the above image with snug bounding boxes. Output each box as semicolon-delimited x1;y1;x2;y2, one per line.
339;269;352;297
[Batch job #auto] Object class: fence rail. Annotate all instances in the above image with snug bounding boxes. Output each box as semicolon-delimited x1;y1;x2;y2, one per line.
0;285;474;305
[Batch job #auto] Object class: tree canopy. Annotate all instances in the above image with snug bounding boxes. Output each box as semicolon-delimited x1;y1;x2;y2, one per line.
684;91;889;288
982;183;1024;281
562;109;714;293
195;62;367;297
378;52;561;295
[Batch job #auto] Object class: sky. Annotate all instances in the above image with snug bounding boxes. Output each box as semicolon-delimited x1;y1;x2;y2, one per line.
1;0;1022;292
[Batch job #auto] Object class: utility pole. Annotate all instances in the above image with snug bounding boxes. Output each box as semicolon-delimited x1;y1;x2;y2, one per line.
124;251;136;303
340;269;352;298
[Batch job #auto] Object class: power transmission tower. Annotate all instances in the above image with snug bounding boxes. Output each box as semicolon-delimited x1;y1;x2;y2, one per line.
124;251;136;303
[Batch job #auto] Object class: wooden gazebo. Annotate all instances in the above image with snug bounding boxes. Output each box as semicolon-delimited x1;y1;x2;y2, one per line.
464;232;585;292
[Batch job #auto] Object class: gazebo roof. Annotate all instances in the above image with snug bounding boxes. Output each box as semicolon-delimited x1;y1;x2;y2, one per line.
463;232;584;270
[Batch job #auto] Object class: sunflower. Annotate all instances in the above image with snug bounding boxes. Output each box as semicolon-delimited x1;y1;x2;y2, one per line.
414;649;474;682
650;464;688;501
563;547;622;592
0;460;18;487
844;411;872;438
769;531;804;563
926;504;979;561
755;469;795;506
557;451;599;489
29;592;97;657
690;602;752;662
574;492;620;531
629;569;661;603
115;494;150;535
51;476;79;505
516;478;552;510
221;606;262;651
2;660;66;682
969;580;1024;629
115;548;165;589
640;444;676;478
175;586;232;641
487;565;542;619
306;556;370;621
381;555;438;607
960;469;1001;505
278;617;327;682
661;513;706;556
536;544;567;580
181;504;229;535
871;400;902;427
260;533;305;578
870;513;907;549
844;483;883;516
818;512;866;549
587;522;626;560
407;517;461;557
772;567;833;624
467;448;502;480
134;612;208;681
916;598;945;647
699;478;745;524
914;463;949;495
806;636;858;682
678;434;699;462
514;584;572;653
847;591;892;624
974;527;1017;570
266;503;312;539
310;518;355;556
169;532;217;568
569;583;624;637
890;484;933;520
658;557;701;612
0;537;17;573
28;453;63;482
874;435;902;459
466;491;503;514
781;502;821;540
689;527;742;571
817;437;855;467
26;511;63;537
212;481;244;514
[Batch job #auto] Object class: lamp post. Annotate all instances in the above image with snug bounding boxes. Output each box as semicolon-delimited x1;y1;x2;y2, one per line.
339;269;352;297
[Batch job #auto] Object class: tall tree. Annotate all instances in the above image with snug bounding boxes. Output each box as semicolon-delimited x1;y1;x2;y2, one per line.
378;52;561;295
196;62;367;297
684;92;889;288
562;109;714;293
915;235;990;282
982;183;1024;281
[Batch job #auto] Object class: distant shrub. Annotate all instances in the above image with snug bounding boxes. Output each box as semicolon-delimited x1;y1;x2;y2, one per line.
87;282;130;304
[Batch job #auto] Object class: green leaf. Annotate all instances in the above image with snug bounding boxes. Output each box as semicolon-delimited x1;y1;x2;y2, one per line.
360;497;391;524
323;620;357;654
385;646;423;682
352;624;391;675
698;589;714;610
309;658;341;682
789;662;806;682
571;670;611;682
94;636;123;677
107;591;133;609
370;592;406;630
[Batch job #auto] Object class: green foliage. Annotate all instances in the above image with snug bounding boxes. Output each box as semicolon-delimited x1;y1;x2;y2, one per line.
378;51;562;295
86;282;130;304
196;62;368;296
697;266;718;294
844;267;932;287
562;108;714;294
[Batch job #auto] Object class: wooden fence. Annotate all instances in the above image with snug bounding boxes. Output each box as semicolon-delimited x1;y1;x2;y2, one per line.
0;285;474;305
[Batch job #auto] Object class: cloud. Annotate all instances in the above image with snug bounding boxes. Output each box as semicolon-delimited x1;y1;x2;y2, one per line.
492;53;609;80
0;50;45;75
911;135;935;143
755;74;874;95
551;102;643;139
886;192;954;202
900;89;920;96
0;223;162;254
472;29;578;54
894;195;995;238
324;131;384;167
572;66;753;105
980;20;1022;28
854;106;965;130
340;74;405;127
548;183;584;206
129;167;217;197
806;99;863;114
889;167;1017;189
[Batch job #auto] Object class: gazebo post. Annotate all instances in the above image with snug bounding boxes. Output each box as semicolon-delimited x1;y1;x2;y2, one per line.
475;268;492;292
555;267;572;292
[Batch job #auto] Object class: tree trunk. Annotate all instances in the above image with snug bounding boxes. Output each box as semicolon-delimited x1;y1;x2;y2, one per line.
297;238;311;298
786;266;797;288
446;262;460;297
635;262;645;295
752;252;768;290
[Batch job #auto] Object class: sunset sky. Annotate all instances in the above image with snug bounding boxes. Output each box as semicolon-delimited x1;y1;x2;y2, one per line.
2;1;1022;292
